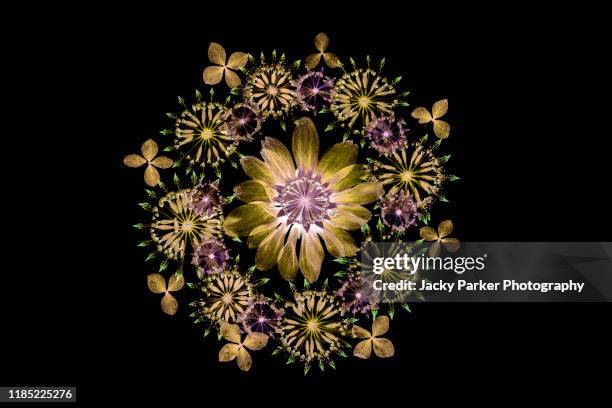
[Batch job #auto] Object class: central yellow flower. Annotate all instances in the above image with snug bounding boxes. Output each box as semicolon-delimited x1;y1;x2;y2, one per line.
223;117;383;283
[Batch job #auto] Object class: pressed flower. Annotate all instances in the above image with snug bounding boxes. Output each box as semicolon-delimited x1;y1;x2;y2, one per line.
195;269;253;325
365;115;407;156
242;298;284;337
203;42;249;88
337;276;378;315
192;238;229;276
188;181;221;216
305;32;340;70
295;70;335;113
419;219;460;257
221;103;262;142
147;273;184;315
352;315;395;359
218;322;268;372
411;99;450;139
380;191;420;233
123;139;173;187
223;117;383;283
243;63;296;118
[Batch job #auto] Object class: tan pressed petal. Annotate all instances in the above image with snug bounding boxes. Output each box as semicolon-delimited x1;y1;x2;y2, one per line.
431;99;448;119
240;156;277;185
299;231;324;283
226;52;248;69
322;221;357;256
167;274;184;292
319;227;346;258
141;139;159;161
373;338;395;358
411;107;433;124
372;315;390;337
243;332;269;351
234;180;272;203
236;347;252;371
248;221;279;249
304;53;322;70
150;156;173;169
433;119;450;139
428;241;441;257
291;117;319;173
255;224;286;271
208;42;226;65
442;237;460;252
437;220;454;238
144;165;161;187
224;69;241;88
352;324;371;339
277;227;299;281
331;182;383;205
329;209;367;230
223;203;275;237
147;273;166;293
160;292;179;315
323;52;340;68
220;322;241;343
203;66;224;85
261;137;295;180
353;339;373;359
316;142;357;183
419;226;438;241
123;154;146;168
218;343;239;362
330;164;366;192
314;32;329;53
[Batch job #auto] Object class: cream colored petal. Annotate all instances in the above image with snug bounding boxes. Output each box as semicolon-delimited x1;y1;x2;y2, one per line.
277;227;299;281
160;292;178;315
304;53;321;70
167;273;184;292
123;154;146;168
437;220;454;238
226;52;248;69
319;227;345;258
243;332;269;350
411;107;433;124
203;66;224;85
322;221;357;256
224;69;241;88
372;315;390;337
144;165;160;187
373;338;395;358
314;32;329;53
353;339;373;359
329;209;367;231
261;137;295;181
431;99;448;119
208;42;226;65
255;225;285;270
323;52;340;68
331;182;383;205
150;156;173;169
419;226;438;241
223;204;274;237
291;117;319;173
218;343;239;362
141;139;159;161
234;180;272;203
433;119;450;139
236;347;252;371
352;324;371;339
147;273;166;293
220;322;241;343
442;237;460;252
316;142;357;183
299;232;324;283
240;156;276;184
339;204;372;222
248;221;279;249
330;164;366;191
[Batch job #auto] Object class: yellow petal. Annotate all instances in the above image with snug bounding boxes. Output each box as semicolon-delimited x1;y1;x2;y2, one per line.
240;156;276;184
226;52;248;69
373;338;395;358
208;42;226;65
316;142;357;183
248;221;279;249
218;343;239;362
331;182;382;205
236;347;252;371
147;273;166;293
234;180;272;203
123;154;146;168
255;225;285;270
431;99;448;119
291;117;319;173
322;221;357;256
243;332;269;350
224;69;241;88
150;156;173;169
353;339;372;359
323;52;340;68
299;232;324;283
304;53;321;70
141;139;158;161
338;204;372;222
144;164;160;187
314;32;329;53
437;220;454;238
330;164;366;191
329;209;367;231
261;137;295;181
352;324;371;339
433;119;450;139
223;204;274;237
167;273;184;292
203;66;224;85
277;227;299;281
220;322;241;343
442;237;460;252
419;226;438;241
411;107;433;124
160;292;178;315
372;315;390;337
319;227;345;258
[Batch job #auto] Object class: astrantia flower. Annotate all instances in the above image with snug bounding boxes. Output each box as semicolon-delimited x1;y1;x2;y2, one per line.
242;298;284;337
221;103;262;142
278;290;351;366
295;70;335;113
150;189;223;261
195;269;253;325
371;142;444;209
189;181;221;216
352;315;395;359
330;68;398;129
380;191;420;233
243;63;296;118
218;322;268;372
203;42;248;89
123;139;173;187
192;239;229;275
365;116;407;156
337;276;378;315
223;117;383;283
174;101;236;168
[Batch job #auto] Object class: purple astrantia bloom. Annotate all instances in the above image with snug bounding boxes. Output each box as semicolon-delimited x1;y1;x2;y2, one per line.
192;238;229;275
242;298;284;336
338;276;378;315
380;191;420;233
221;103;262;142
295;70;335;113
365;116;407;156
189;181;221;216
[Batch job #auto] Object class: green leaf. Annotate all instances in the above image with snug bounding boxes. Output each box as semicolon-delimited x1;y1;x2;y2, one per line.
132;223;145;230
138;202;152;211
145;252;156;262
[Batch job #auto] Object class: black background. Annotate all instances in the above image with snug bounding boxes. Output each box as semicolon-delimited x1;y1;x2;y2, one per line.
3;3;610;404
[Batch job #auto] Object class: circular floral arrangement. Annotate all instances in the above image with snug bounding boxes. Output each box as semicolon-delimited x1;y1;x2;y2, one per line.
124;33;460;374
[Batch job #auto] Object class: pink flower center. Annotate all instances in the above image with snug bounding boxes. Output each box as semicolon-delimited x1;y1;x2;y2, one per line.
275;175;333;231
